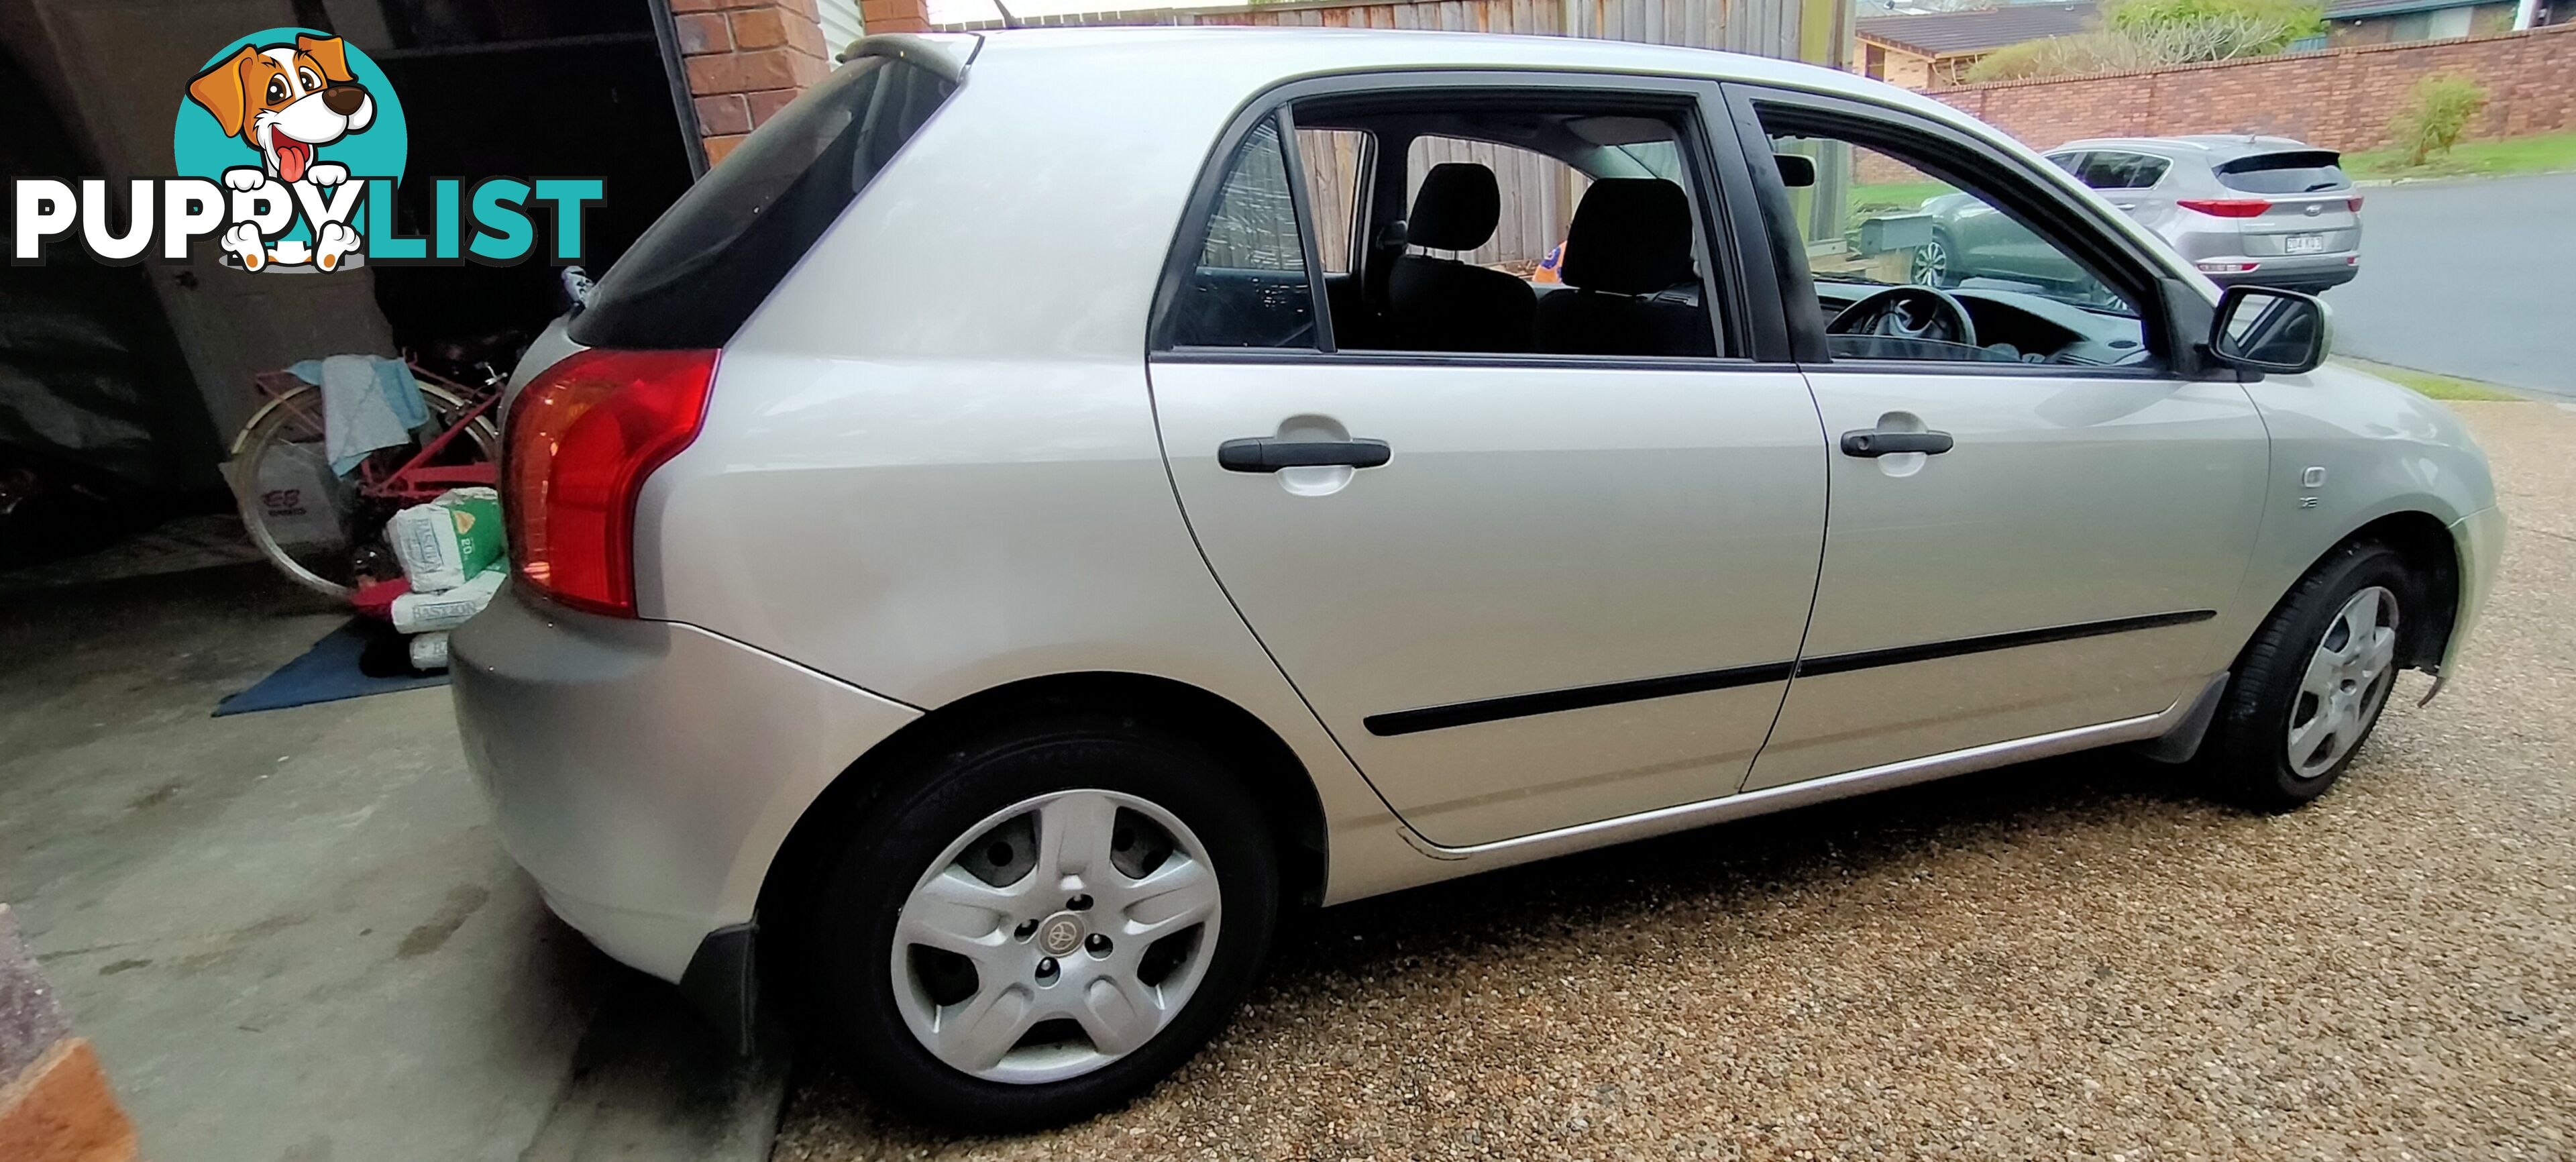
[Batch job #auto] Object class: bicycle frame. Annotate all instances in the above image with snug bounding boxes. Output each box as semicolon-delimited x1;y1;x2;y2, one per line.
355;364;501;503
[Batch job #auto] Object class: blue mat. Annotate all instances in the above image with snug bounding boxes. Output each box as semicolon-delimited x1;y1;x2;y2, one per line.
214;619;447;717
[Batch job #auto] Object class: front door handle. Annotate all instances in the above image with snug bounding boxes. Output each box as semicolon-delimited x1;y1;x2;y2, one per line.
1218;437;1392;472
1839;429;1954;458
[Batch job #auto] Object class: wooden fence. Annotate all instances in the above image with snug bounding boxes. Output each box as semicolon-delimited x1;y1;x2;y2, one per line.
943;0;1835;269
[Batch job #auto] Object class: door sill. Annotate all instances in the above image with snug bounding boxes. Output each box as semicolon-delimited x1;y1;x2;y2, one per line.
1399;677;2220;872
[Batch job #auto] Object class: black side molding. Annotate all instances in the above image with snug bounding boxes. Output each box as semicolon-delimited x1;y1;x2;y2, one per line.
1364;659;1796;737
1362;610;2218;737
1790;609;2216;678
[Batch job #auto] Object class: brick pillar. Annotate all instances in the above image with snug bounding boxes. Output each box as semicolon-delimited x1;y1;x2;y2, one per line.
863;0;934;34
674;0;835;166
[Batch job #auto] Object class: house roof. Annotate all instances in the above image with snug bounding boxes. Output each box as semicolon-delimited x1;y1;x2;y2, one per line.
2324;0;2486;17
1856;2;2100;56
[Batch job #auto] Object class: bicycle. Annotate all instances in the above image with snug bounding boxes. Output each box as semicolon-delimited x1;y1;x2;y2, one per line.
227;341;513;600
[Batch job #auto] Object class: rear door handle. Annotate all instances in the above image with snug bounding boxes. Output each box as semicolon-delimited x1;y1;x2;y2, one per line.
1218;437;1392;472
1839;429;1954;458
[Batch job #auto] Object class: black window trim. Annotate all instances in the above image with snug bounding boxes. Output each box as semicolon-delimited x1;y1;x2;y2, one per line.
1274;105;1340;354
1719;83;2218;379
1147;69;1791;366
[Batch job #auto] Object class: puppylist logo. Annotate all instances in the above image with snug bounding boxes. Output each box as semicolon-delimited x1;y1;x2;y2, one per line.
11;28;603;271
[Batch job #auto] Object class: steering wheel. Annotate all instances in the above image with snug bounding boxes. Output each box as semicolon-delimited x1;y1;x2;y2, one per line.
1827;285;1978;349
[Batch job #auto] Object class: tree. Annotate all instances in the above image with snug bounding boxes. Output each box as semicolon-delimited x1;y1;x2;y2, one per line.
1961;0;2324;83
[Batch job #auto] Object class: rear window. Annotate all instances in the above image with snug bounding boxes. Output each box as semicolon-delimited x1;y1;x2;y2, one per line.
2214;150;2349;195
569;56;955;350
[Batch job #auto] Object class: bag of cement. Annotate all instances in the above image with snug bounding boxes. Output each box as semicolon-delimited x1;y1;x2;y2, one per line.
243;441;352;550
386;487;503;592
390;565;504;633
407;631;450;672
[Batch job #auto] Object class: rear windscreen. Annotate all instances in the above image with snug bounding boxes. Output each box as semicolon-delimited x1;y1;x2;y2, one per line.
2214;151;2349;195
568;56;955;350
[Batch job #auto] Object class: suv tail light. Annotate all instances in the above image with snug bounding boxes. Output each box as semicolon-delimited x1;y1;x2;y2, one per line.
2346;195;2365;212
2178;198;2272;218
502;348;718;617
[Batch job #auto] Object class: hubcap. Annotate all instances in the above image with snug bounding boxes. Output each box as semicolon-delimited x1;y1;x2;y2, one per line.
890;788;1222;1084
2286;586;2400;779
1913;238;1948;286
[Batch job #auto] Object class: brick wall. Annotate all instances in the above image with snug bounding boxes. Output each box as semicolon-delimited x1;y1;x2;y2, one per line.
670;0;931;164
1925;21;2576;154
673;0;834;165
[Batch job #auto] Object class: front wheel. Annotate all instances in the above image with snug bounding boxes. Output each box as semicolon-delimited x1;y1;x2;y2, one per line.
2204;541;2418;810
812;717;1279;1128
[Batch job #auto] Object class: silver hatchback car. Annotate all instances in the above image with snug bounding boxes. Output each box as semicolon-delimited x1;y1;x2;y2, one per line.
453;29;2500;1128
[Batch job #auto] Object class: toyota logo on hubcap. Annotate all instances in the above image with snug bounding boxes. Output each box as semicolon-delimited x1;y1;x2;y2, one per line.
1039;913;1084;956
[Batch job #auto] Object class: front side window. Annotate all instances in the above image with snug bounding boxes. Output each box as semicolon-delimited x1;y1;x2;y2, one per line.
1764;112;2149;367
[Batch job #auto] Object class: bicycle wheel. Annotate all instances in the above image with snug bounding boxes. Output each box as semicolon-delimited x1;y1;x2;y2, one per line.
228;381;501;600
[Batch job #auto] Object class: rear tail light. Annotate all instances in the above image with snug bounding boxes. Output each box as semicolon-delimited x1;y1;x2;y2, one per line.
2196;260;2260;273
2346;195;2365;212
2178;198;2271;218
502;348;718;617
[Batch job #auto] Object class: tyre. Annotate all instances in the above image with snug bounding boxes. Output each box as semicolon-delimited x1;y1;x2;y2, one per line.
2203;541;2417;810
811;715;1279;1128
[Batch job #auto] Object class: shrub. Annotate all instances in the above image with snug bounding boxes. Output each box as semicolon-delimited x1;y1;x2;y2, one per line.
2105;0;2326;48
1960;0;2323;83
2392;72;2489;166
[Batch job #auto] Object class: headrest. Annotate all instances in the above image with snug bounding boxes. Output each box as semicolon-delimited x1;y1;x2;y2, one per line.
1560;178;1695;295
1406;163;1501;252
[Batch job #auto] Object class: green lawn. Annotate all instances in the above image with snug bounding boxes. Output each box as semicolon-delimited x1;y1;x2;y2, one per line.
2332;358;2525;401
2342;129;2576;181
1848;179;1953;214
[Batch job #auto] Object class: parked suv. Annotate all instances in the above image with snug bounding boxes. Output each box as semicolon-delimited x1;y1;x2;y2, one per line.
453;30;2496;1128
1919;136;2362;296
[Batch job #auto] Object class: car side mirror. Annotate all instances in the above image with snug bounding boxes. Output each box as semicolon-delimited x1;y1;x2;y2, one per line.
2208;284;2329;374
1772;154;1816;189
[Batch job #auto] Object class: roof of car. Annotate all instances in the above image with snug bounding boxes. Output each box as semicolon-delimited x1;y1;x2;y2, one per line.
1855;3;2100;56
2053;134;2329;160
933;25;1947;109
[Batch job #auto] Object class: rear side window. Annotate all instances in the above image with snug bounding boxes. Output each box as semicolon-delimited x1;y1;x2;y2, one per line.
2076;151;2169;191
1164;119;1318;349
2215;150;2349;195
570;56;955;350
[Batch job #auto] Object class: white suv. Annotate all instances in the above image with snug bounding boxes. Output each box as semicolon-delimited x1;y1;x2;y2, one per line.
453;28;2501;1128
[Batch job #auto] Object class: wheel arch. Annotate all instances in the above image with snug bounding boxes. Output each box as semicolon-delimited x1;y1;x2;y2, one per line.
754;670;1330;964
2258;511;2461;674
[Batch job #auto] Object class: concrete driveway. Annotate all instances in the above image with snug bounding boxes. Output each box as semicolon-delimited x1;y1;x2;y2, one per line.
2326;172;2576;399
778;400;2576;1159
0;563;778;1161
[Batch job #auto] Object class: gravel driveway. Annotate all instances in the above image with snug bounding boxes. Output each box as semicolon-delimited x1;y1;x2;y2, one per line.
776;401;2575;1161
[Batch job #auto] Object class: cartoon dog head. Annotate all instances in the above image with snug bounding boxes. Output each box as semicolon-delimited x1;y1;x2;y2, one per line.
186;35;374;184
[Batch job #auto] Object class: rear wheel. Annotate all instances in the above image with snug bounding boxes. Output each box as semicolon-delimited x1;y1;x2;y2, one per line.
2204;541;2416;810
812;716;1278;1128
1911;229;1953;287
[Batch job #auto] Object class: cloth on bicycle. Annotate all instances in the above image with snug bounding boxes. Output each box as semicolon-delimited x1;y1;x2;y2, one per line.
286;355;427;474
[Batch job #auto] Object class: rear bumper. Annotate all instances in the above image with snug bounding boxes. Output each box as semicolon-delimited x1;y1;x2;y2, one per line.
450;582;920;984
2208;260;2358;291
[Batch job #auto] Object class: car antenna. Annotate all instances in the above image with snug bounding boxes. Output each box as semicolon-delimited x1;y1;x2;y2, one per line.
991;0;1024;27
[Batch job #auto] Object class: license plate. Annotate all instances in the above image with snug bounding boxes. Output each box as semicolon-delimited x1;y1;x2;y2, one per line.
2285;233;2327;254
